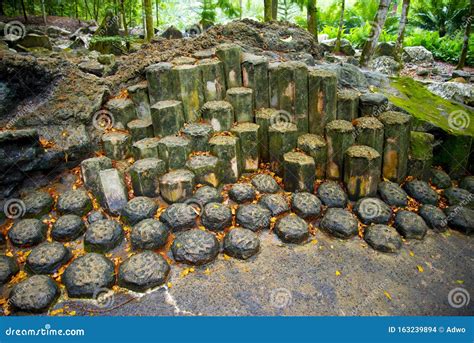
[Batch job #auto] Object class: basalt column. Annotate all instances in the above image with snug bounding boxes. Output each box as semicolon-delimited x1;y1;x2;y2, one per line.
408;131;434;181
209;135;242;183
231;122;260;172
216;43;242;89
172;64;204;123
241;53;270;109
308;68;337;135
379;111;412;183
325;120;355;180
268;123;298;174
255;108;280;162
197;58;226;102
337;89;359;121
283;151;316;193
226;87;254;123
353;116;384;154
344;145;382;200
297;133;327;179
146;62;175;104
274;61;309;133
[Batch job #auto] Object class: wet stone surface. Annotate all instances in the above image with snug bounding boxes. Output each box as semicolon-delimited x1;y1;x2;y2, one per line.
8;219;47;248
160;203;198;232
84;219;124;253
224;228;260;260
131;219;169;250
22;190;54;218
404;180;438;205
459;176;474;194
419;205;448;232
201;202;233;232
172;229;219;265
274;213;309;244
62;253;115;298
9;275;59;313
444;206;474;235
87;211;105;224
378;181;408;207
317;181;348;208
236;204;272;232
121;196;158;225
118;251;170;292
52;214;86;241
229;183;256;203
394;210;428;239
364;224;402;253
26;242;71;274
251;174;280;193
430;169;451;189
259;194;290;217
0;255;19;285
291;192;322;219
354;197;392;225
443;188;474;209
320;208;358;239
57;189;92;216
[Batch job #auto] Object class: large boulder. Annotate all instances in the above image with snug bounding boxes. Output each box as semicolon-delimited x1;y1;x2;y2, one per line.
17;33;52;50
94;9;120;37
369;56;401;76
374;41;397;58
320;38;355;56
402;46;434;65
427;81;474;107
321;63;369;91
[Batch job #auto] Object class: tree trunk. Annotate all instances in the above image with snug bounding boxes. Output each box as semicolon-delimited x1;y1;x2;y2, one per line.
456;0;473;70
120;0;128;36
394;0;410;62
334;0;345;52
307;0;318;41
155;0;160;26
359;0;392;67
144;0;154;41
41;0;47;25
264;0;272;22
20;0;28;22
271;0;278;20
0;0;4;16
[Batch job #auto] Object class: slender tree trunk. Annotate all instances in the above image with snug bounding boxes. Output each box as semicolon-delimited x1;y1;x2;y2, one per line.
0;0;4;16
144;0;153;41
394;0;410;62
120;0;128;36
41;0;47;25
307;0;318;42
84;0;92;20
264;0;272;22
271;0;278;20
20;0;28;22
359;0;392;67
155;0;160;26
334;0;345;52
456;0;473;69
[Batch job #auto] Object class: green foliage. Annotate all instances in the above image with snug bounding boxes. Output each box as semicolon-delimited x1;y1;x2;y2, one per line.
278;0;300;21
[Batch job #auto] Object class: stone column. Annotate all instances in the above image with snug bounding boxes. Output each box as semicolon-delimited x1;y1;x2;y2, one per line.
255;108;279;162
268;122;298;174
150;100;185;137
145;62;175;104
209;135;242;183
172;64;204;123
197;58;226;102
241;53;270;109
231;122;260;172
201;101;234;132
127;81;151;120
353;116;384;154
226;87;254;123
408;131;434;181
215;43;242;88
283;151;316;192
297;133;327;179
325;119;355;180
128;158;166;197
102;132;131;160
308;68;337;135
337;89;359;121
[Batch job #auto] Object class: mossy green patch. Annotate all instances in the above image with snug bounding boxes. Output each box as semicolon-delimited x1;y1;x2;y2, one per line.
378;77;474;137
410;131;434;159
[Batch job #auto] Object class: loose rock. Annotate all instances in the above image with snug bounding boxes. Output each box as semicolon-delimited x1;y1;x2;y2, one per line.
160;203;198;231
251;174;280;193
378;181;408;207
172;229;219;265
419;205;448;232
121;197;158;225
201;202;233;232
229;183;256;203
57;189;92;216
190;186;223;207
52;215;86;241
404;180;438;205
236;204;271;231
224;228;260;259
444;206;474;235
291;192;321;219
8;219;47;247
0;255;19;285
84;219;124;252
131;219;169;250
364;224;402;253
459;176;474;193
259;193;290;216
9;275;58;313
274;213;309;244
430;168;451;189
317;181;347;208
320;208;358;239
26;242;71;274
394;210;428;239
354;197;392;225
443;188;474;209
22;190;53;218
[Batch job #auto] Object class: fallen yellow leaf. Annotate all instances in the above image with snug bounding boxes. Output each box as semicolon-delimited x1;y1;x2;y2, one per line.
409;251;415;257
417;265;424;273
384;291;392;301
335;270;341;276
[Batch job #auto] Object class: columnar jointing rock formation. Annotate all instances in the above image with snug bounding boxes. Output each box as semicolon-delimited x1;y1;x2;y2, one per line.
94;42;429;206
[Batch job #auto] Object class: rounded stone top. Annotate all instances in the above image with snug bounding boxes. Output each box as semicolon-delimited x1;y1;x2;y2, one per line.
202;100;233;111
216;42;241;50
158;135;190;146
102;131;130;142
231;122;260;132
173;63;199;71
325;119;354;132
297;133;326;148
127;119;152;129
379;111;411;125
338;89;360;99
196;57;220;66
268;122;298;133
255;108;279;119
152;100;182;110
182;123;213;136
283;151;315;164
186;155;219;169
279;60;308;69
242;52;267;64
133;137;160;148
226;87;253;95
345;145;380;159
171;56;197;65
209;135;238;145
145;62;173;73
193;49;215;59
309;68;337;78
354;116;384;129
131;158;165;172
160;169;195;183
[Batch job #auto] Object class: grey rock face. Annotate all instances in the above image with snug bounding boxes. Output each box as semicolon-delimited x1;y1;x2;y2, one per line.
172;229;219;265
